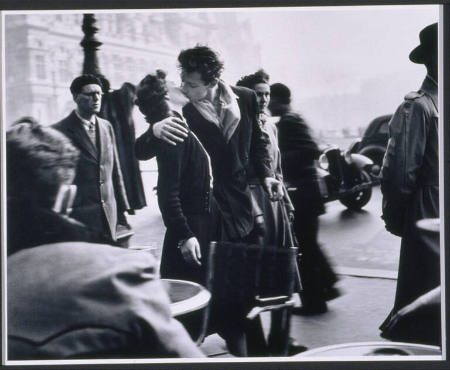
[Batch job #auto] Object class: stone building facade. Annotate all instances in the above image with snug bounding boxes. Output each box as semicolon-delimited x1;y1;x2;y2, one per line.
4;11;261;126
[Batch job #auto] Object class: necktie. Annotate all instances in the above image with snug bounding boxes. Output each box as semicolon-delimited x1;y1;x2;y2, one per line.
87;122;96;146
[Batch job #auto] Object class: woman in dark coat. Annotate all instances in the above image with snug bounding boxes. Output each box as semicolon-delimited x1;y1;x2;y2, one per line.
135;71;216;285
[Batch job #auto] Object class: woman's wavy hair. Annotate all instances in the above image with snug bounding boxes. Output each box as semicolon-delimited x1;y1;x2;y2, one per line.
7;119;79;208
135;70;171;125
236;69;270;90
178;45;224;85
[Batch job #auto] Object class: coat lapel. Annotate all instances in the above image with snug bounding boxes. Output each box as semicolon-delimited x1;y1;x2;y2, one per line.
65;112;98;161
96;117;108;165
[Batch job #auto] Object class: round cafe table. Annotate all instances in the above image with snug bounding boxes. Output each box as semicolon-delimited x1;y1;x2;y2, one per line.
294;341;441;357
416;217;440;255
161;279;211;344
416;217;440;233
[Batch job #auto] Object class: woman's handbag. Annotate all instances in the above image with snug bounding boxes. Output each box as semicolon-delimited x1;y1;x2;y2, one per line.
279;197;303;292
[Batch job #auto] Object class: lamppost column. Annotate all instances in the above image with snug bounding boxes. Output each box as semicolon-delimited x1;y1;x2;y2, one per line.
80;14;102;75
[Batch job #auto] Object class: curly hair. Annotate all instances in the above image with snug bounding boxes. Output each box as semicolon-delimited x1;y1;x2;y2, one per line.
7;120;79;208
236;69;270;90
178;45;224;84
135;70;172;125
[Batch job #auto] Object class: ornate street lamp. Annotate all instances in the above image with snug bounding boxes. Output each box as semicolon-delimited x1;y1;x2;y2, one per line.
80;14;102;75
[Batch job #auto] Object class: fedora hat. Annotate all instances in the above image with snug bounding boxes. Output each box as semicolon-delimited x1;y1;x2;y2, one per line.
409;22;438;64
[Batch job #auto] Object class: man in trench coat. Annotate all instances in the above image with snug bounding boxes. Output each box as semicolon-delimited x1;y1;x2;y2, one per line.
379;23;440;342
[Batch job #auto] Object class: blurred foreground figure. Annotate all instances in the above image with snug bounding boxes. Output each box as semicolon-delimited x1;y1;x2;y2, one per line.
380;23;440;345
7;122;204;360
269;83;339;315
7;120;92;255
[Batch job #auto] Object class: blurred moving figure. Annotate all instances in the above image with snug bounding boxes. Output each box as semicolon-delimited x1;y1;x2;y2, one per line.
380;23;440;344
135;70;216;285
269;83;339;315
7;122;204;360
52;74;130;244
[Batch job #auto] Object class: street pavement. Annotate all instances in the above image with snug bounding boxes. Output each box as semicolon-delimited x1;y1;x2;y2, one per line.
126;167;400;358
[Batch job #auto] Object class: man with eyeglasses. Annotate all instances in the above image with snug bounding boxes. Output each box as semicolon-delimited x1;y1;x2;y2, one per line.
53;74;129;244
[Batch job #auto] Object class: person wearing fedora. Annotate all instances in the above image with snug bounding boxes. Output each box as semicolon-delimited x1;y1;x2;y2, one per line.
379;23;440;344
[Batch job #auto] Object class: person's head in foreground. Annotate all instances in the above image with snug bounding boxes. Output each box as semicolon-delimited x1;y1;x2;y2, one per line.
7;120;78;210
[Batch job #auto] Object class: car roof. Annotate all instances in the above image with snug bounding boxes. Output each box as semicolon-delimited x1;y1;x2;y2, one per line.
363;114;392;138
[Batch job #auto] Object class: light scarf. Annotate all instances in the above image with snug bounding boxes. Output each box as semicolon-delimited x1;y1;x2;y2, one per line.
192;80;241;143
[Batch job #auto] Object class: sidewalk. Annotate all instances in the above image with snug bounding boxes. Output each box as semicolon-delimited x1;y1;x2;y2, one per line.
199;273;396;357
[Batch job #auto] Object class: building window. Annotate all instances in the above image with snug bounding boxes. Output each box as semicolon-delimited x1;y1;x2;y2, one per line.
58;60;71;83
35;55;46;80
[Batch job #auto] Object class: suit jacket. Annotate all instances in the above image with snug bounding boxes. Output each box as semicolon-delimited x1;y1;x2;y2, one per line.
52;111;129;241
182;86;273;240
7;242;204;359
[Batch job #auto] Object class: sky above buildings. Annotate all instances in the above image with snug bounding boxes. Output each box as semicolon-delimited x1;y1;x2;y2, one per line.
225;5;439;132
3;4;440;133
246;5;438;99
163;4;439;132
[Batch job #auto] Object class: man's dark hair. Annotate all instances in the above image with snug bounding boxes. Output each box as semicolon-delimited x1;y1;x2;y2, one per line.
97;74;111;94
7;121;79;208
135;70;171;125
270;83;291;105
70;74;103;95
236;69;270;90
178;45;224;84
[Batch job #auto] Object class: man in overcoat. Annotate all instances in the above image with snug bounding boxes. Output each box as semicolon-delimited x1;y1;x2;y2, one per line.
269;83;338;315
379;23;440;342
53;74;129;243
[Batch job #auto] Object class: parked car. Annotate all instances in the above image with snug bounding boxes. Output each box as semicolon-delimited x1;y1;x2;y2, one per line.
348;114;392;166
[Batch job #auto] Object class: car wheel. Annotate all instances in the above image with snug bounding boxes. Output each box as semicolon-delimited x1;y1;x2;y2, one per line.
339;170;372;210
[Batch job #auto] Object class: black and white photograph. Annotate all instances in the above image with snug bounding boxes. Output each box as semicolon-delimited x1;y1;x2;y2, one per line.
1;1;448;368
